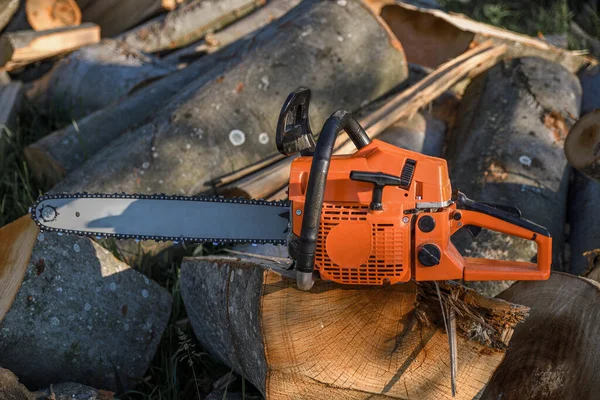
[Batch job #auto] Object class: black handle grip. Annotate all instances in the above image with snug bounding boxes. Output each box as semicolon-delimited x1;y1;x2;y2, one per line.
455;192;550;237
350;171;406;210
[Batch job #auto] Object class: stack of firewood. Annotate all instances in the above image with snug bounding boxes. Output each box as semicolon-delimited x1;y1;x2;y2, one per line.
2;0;600;399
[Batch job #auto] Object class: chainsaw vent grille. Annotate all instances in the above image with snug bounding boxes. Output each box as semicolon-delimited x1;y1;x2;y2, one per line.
315;204;404;285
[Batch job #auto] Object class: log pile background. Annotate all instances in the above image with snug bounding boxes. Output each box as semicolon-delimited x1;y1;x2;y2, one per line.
2;0;600;399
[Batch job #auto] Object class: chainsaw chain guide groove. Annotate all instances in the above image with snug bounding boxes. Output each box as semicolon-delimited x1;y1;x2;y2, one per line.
30;192;291;245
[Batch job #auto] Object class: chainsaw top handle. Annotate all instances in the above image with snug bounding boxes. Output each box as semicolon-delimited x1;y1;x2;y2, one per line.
276;88;371;290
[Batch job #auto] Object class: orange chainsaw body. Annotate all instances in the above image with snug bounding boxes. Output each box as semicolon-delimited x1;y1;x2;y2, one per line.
288;139;552;286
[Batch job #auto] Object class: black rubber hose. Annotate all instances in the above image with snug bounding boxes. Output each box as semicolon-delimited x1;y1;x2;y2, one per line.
295;110;370;277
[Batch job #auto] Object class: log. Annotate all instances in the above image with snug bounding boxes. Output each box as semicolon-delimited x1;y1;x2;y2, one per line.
26;39;176;121
216;42;503;200
0;216;172;391
26;0;81;31
482;272;600;399
118;0;266;53
23;0;302;188
163;0;302;67
0;368;33;400
567;171;600;275
579;64;600;114
376;111;446;156
445;57;581;295
0;23;100;71
50;0;408;195
0;0;20;32
180;256;528;399
78;0;177;37
0;81;23;162
363;0;592;73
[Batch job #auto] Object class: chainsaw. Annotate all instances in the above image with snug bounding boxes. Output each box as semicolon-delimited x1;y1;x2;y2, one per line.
30;88;552;396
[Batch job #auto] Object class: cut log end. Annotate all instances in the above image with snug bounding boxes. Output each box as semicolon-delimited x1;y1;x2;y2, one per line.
26;0;82;31
181;256;530;399
565;109;600;182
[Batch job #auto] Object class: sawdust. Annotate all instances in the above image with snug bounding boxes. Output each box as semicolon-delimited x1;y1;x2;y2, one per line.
543;110;568;143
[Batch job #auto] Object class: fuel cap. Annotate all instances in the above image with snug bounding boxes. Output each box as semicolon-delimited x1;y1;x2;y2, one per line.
418;244;441;267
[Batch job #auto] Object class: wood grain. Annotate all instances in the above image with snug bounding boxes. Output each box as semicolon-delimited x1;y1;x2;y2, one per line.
0;216;38;323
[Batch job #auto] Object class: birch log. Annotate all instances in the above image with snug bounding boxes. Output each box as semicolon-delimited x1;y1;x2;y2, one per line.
180;256;528;399
50;0;408;195
0;216;172;392
119;0;266;53
363;0;592;73
23;0;302;187
26;39;176;121
163;0;302;67
445;57;581;295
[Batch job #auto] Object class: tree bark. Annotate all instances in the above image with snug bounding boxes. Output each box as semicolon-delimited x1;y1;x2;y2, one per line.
0;216;172;392
0;368;33;400
50;0;408;195
119;0;266;53
78;0;176;37
23;0;302;188
25;0;81;31
163;0;302;67
26;39;176;121
0;23;100;71
0;0;20;32
0;81;22;163
482;272;600;400
445;57;581;295
566;171;600;275
363;0;592;73
180;255;528;399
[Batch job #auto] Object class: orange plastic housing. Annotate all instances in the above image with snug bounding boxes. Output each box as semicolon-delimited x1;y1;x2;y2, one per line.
288;139;552;285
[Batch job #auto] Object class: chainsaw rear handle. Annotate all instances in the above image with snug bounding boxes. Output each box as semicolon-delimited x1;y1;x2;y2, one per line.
294;110;370;290
453;192;552;280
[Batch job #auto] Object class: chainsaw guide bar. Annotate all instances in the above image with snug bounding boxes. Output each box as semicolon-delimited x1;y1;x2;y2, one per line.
30;192;291;245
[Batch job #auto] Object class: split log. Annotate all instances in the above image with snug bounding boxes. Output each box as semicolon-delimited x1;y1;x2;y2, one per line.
163;0;302;67
0;0;20;32
180;256;528;399
23;0;302;187
482;272;600;399
0;368;33;400
0;23;100;71
78;0;178;38
26;39;176;121
364;0;592;73
50;0;409;195
26;0;81;31
119;0;265;53
216;42;502;200
445;57;581;295
0;216;172;391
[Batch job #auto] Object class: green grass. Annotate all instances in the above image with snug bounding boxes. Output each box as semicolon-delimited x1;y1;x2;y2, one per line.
438;0;588;50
